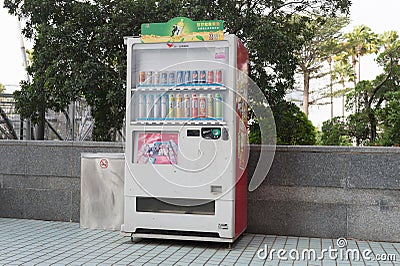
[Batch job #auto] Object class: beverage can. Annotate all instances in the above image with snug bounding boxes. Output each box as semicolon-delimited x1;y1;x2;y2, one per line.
199;94;206;118
168;94;175;118
207;94;214;118
139;71;146;85
215;69;223;84
192;71;199;84
161;94;168;118
153;72;160;85
176;71;184;85
192;94;198;118
184;94;190;117
184;70;191;84
207;70;214;84
176;94;182;118
138;94;146;118
146;94;153;118
161;72;168;85
199;70;206;83
153;94;160;118
215;93;222;118
168;72;176;85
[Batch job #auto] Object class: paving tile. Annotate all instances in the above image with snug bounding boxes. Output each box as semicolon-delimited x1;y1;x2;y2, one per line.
2;218;400;266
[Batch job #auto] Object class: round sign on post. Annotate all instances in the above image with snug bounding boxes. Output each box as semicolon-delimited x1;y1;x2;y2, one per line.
100;158;109;169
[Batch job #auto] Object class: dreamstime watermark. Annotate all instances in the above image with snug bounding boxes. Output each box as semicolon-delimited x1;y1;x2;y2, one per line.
257;238;397;262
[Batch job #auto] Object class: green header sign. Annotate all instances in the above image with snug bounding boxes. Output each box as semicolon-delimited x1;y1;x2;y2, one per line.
141;17;224;43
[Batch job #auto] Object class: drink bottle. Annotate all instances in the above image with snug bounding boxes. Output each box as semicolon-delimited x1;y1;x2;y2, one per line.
199;70;206;83
176;93;182;118
215;70;223;84
192;94;198;118
168;72;176;85
215;93;222;118
168;94;175;118
207;94;214;118
153;94;160;118
192;71;199;84
207;71;214;84
146;94;153;118
161;94;168;118
199;94;206;118
183;94;190;118
138;94;145;118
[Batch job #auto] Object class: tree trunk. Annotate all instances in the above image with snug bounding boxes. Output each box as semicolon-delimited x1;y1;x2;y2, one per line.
341;79;346;118
352;54;358;112
36;107;45;140
303;71;310;117
369;112;377;142
330;85;333;119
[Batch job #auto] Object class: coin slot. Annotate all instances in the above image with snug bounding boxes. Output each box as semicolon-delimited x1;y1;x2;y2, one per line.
187;129;200;137
211;185;222;193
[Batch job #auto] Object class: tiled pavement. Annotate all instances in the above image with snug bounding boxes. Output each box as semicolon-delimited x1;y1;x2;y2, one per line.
0;218;399;265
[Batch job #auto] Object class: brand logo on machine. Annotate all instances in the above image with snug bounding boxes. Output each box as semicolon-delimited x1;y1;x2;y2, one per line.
166;43;189;48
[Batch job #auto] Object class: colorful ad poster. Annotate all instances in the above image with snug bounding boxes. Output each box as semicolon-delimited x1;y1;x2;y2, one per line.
141;17;224;43
136;133;178;165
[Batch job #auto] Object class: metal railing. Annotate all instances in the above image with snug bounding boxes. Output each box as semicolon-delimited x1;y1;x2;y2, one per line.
0;93;96;141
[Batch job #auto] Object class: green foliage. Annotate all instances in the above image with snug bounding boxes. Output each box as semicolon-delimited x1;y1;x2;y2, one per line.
4;0;350;141
0;83;5;94
249;101;316;145
344;25;380;56
320;117;351;146
248;122;261;145
273;101;316;145
375;91;400;146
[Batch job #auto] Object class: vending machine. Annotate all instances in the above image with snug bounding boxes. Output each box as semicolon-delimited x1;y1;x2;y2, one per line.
122;17;248;243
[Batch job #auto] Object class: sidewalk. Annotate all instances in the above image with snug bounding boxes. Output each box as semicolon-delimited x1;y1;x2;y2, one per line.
0;218;398;265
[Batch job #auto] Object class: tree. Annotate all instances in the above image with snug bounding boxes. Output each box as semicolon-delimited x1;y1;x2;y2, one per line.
249;100;316;145
321;30;400;146
273;100;316;145
343;25;379;112
331;52;355;117
344;25;379;83
294;16;350;117
5;0;350;141
346;41;400;145
0;83;5;94
376;90;400;146
320;117;351;145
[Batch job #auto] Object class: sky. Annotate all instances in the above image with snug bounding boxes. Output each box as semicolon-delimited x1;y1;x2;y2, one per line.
1;0;399;127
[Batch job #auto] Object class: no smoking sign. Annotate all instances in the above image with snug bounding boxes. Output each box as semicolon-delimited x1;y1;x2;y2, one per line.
99;158;109;169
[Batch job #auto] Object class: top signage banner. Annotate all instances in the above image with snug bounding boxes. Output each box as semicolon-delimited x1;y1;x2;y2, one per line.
141;17;224;43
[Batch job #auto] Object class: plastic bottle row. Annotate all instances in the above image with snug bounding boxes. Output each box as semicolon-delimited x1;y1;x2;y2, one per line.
138;69;223;86
137;93;223;120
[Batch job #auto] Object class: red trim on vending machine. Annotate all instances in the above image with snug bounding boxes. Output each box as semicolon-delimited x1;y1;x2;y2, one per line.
234;38;249;238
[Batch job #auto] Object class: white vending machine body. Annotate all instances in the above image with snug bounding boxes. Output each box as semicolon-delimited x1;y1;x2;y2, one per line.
122;33;248;243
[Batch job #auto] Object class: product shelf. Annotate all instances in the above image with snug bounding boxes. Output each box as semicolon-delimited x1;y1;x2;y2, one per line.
131;85;227;92
131;118;226;126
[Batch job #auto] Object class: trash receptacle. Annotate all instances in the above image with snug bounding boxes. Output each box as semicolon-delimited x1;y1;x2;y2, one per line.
80;153;124;230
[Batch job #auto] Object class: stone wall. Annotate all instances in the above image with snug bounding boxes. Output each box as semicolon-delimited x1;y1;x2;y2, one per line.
0;141;123;222
247;146;400;242
1;141;399;242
